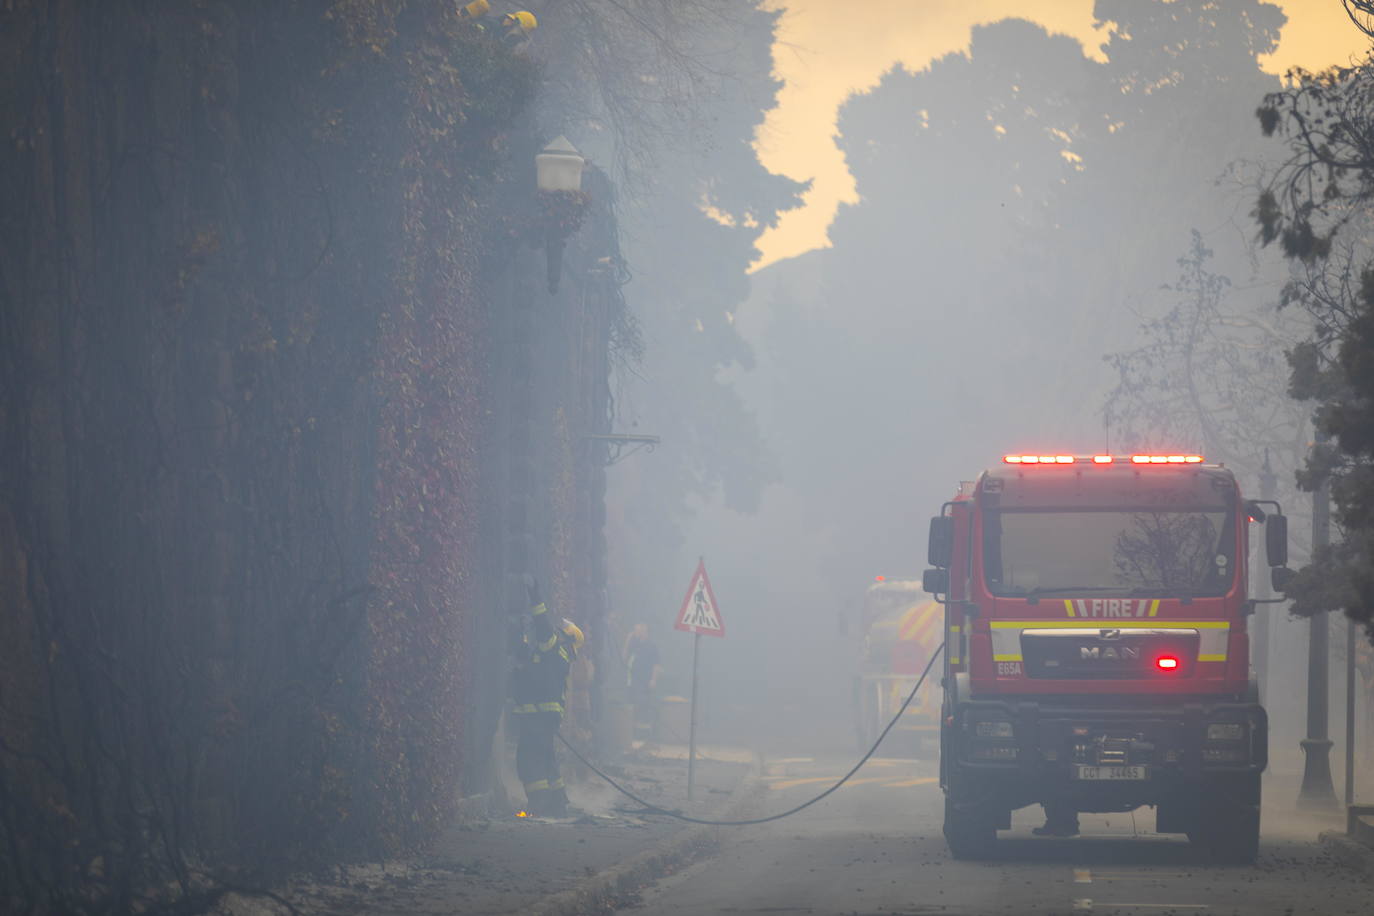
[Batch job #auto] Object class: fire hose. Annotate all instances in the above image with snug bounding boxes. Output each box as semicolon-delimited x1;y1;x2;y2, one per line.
557;642;945;827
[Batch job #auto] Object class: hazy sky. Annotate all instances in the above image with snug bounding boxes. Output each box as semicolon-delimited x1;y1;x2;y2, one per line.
754;0;1371;269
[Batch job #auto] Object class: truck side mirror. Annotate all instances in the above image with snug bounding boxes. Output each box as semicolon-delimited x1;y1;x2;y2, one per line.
928;516;954;568
1271;566;1295;593
1266;514;1288;568
922;568;949;595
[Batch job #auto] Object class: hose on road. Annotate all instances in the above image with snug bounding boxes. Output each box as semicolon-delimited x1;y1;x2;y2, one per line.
557;642;945;827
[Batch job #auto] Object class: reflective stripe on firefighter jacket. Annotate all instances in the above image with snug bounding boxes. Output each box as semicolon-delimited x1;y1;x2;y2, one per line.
511;601;571;716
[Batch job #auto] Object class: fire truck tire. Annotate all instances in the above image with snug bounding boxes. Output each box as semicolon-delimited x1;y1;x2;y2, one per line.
852;678;867;753
1190;776;1261;864
943;794;997;860
855;681;881;754
1192;806;1259;864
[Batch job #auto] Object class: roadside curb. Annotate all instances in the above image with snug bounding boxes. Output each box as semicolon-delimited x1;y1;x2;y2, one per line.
453;790;492;824
1318;830;1374;880
518;757;765;916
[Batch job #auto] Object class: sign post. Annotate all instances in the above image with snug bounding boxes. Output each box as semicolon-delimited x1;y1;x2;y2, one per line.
674;557;725;803
687;632;701;802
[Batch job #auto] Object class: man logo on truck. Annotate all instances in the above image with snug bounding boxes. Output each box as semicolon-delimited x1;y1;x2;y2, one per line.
1080;646;1140;660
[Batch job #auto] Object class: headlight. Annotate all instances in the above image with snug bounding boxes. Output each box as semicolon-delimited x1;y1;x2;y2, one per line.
1206;723;1245;741
1202;747;1247;763
974;721;1014;738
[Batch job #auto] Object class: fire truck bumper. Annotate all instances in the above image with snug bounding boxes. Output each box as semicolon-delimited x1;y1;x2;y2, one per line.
944;697;1267;815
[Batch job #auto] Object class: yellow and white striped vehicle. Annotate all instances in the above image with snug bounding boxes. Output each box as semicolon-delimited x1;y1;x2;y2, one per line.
854;579;942;755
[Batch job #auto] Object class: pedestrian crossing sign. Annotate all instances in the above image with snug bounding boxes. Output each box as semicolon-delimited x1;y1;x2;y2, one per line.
674;559;725;637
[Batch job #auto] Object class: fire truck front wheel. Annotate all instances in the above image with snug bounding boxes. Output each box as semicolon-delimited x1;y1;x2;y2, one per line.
943;793;998;860
1189;774;1261;865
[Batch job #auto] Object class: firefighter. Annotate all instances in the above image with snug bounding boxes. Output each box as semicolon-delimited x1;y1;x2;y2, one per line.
459;5;536;49
622;622;662;739
511;574;583;817
497;10;537;48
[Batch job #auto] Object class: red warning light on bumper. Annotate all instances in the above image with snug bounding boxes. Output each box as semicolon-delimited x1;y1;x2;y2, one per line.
1156;656;1180;670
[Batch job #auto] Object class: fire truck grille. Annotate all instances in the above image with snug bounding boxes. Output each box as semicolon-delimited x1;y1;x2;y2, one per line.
1020;628;1201;679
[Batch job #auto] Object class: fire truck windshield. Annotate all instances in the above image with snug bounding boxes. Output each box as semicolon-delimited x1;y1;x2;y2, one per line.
982;509;1236;598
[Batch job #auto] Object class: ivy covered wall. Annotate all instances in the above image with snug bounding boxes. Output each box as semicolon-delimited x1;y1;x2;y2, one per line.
0;2;620;910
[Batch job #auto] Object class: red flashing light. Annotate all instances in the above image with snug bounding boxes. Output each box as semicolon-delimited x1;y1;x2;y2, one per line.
1156;655;1180;671
1132;454;1204;465
1003;453;1204;466
1004;455;1075;464
874;575;886;582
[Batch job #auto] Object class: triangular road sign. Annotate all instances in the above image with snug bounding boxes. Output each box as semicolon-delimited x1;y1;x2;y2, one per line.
674;559;725;637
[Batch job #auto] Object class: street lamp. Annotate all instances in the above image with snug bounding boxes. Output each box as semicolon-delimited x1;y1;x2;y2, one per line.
535;136;585;295
1254;451;1276;704
1299;431;1338;809
535;135;585;192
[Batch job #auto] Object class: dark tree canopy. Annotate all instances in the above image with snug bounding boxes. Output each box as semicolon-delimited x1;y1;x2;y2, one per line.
1256;35;1374;638
747;1;1289;595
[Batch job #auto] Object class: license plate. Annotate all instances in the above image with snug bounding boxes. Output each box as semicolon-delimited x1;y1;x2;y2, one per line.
1075;765;1147;781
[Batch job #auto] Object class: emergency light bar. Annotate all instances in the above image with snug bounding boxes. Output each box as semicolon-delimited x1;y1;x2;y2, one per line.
1003;455;1075;465
1003;454;1204;465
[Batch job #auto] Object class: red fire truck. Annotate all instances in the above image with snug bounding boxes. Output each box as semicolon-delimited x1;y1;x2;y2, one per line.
923;453;1290;863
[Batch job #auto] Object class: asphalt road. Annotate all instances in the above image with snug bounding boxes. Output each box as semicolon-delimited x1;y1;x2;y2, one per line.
616;756;1370;916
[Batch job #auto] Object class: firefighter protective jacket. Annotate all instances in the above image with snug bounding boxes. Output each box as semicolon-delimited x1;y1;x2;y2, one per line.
511;601;571;715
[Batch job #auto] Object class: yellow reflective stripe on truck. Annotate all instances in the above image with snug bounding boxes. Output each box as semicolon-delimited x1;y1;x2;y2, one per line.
987;620;1231;628
947;623;963;665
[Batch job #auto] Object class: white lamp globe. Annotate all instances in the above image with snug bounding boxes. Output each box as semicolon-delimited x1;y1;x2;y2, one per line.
535;136;585;192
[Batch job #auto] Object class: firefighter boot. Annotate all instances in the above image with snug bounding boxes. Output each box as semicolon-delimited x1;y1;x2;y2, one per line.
523;785;551;817
544;780;573;818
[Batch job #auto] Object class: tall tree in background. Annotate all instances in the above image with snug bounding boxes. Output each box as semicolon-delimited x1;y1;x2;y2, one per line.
741;0;1288;595
704;1;1295;717
546;2;808;628
758;18;1097;580
1256;20;1374;636
1050;0;1288;372
1104;231;1310;503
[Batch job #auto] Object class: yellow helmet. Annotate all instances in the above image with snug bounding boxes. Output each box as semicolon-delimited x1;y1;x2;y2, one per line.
560;618;585;652
459;0;490;18
502;10;537;33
